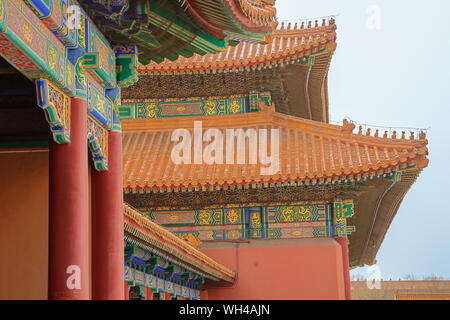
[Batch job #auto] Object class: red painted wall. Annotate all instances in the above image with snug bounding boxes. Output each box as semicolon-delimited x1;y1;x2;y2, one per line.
201;238;346;300
0;151;49;299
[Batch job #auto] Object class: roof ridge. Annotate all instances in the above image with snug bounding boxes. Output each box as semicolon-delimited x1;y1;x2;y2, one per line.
137;18;337;75
122;111;429;191
122;107;429;147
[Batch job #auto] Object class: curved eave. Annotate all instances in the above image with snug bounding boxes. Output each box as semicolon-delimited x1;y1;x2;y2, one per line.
124;204;236;282
122;107;429;192
181;0;228;39
350;164;428;267
138;20;337;75
182;0;277;37
222;0;276;34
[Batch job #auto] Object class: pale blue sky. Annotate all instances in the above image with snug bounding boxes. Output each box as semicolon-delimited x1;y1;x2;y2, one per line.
277;0;450;279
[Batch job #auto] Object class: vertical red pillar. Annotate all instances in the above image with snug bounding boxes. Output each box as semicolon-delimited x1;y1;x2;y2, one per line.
124;281;129;300
92;131;124;300
146;288;154;300
336;237;351;300
49;97;89;300
164;292;171;300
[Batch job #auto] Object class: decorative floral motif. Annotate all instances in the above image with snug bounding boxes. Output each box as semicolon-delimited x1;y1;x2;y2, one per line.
197;210;213;225
146;103;158;118
280;206;313;223
226;229;241;240
249;211;261;229
121;93;255;120
204;100;217;115
65;63;74;90
47;44;58;74
229;99;241;113
226;209;239;224
22;23;33;44
176;233;189;241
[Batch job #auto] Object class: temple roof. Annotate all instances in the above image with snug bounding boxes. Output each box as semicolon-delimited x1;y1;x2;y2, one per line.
122;106;428;192
124;204;235;282
138;18;337;74
79;0;277;64
122;17;337;122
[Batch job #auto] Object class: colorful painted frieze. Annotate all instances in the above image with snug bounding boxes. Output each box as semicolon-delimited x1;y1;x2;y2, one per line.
133;270;145;286
157;277;165;293
119;91;272;120
265;205;330;223
174;283;182;297
0;0;76;95
145;273;154;288
150;208;245;227
332;200;356;238
86;77;114;129
84;25;116;88
23;0;77;47
151;204;338;241
126;267;201;299
182;285;188;298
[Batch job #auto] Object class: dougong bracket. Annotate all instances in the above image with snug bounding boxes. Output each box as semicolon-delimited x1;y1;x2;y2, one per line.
87;116;108;171
36;79;71;144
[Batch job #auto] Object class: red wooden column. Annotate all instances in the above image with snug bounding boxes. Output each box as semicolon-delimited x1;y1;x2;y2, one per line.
124;281;129;300
92;131;124;300
336;237;351;300
146;288;154;300
49;97;90;300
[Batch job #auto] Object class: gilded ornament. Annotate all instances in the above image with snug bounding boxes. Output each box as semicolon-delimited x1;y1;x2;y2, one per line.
0;2;5;23
78;18;86;49
250;212;261;228
229;99;241;114
226;209;239;224
93;89;107;117
227;230;241;240
66;64;74;89
204;100;217;115
146;103;158;118
197;210;213;225
22;23;33;44
280;206;312;223
75;57;86;88
47;45;58;74
176;233;189;241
